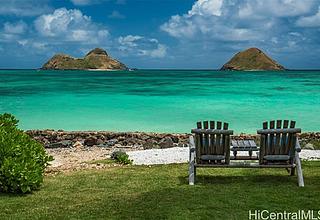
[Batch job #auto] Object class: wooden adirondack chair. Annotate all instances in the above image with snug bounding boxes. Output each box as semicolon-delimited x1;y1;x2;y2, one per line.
189;121;233;185
189;120;304;187
257;120;304;187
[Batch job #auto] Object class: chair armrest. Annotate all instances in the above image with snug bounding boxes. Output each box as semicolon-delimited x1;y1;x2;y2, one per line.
295;137;301;153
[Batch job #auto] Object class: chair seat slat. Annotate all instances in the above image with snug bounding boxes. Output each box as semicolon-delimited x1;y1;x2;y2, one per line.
201;155;225;161
264;155;290;161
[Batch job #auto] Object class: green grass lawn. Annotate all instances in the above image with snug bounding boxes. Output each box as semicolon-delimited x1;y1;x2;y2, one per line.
1;161;320;220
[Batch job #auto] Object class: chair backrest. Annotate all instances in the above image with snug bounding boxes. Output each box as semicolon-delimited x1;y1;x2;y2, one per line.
257;120;301;165
191;121;233;164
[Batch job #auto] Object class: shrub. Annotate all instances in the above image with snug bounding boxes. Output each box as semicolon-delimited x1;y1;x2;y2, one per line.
110;151;132;165
0;113;53;193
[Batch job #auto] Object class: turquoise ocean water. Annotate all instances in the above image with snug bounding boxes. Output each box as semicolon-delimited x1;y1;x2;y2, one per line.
0;69;319;133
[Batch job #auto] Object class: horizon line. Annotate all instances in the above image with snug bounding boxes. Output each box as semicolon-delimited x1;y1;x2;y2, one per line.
1;68;320;71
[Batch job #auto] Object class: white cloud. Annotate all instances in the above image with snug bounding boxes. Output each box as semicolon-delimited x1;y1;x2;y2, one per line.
0;33;18;42
118;35;143;47
0;7;111;56
216;27;262;42
32;42;47;50
98;30;109;38
69;30;91;42
140;44;167;58
158;0;320;68
118;35;167;58
296;7;320;27
161;15;197;38
35;8;89;37
34;8;109;43
70;0;107;6
3;21;27;34
161;0;320;42
108;10;126;19
189;0;223;16
0;0;52;16
161;0;243;39
161;0;230;38
18;39;28;46
0;21;28;43
239;0;317;18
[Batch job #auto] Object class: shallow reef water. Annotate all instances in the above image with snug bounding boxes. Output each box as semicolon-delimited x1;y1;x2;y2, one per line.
0;69;319;133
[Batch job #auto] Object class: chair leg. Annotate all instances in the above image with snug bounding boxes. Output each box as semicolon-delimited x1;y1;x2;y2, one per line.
189;161;195;185
290;167;296;176
189;136;196;185
295;152;304;187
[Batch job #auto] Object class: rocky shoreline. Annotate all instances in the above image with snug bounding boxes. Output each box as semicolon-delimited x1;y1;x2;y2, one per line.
25;130;319;173
26;130;320;150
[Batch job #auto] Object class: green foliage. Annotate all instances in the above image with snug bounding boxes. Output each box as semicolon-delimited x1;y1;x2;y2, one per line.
0;113;53;193
110;151;132;165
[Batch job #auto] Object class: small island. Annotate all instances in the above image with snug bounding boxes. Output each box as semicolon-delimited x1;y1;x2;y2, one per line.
41;48;127;70
221;48;285;71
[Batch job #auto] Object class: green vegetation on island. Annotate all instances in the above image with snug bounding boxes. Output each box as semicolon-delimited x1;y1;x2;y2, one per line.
221;48;285;71
41;48;127;70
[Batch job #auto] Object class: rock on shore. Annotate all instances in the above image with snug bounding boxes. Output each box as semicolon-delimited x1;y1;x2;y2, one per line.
26;130;189;149
26;130;319;150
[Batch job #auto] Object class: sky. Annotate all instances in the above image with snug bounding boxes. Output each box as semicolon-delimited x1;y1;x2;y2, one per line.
0;0;320;69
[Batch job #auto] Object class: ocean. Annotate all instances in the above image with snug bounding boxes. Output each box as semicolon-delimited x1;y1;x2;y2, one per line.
0;69;319;134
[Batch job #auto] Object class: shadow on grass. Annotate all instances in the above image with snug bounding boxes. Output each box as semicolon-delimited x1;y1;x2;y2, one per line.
112;163;320;219
113;174;320;219
178;174;299;186
177;166;303;186
0;192;28;198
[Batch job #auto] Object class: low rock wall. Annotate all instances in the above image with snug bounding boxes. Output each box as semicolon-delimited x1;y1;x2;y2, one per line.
26;130;320;150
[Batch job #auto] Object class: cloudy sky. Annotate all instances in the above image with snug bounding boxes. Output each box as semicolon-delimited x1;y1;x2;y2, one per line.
0;0;320;69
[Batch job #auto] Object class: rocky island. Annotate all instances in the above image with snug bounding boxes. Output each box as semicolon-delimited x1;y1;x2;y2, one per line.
221;48;285;71
42;48;127;70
